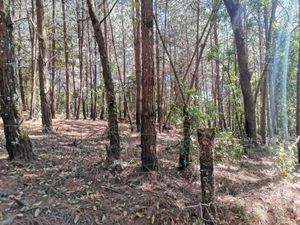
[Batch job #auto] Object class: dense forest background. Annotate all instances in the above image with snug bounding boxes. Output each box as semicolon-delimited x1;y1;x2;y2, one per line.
1;0;300;224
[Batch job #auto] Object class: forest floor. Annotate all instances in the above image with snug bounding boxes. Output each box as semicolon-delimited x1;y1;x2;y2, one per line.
0;118;300;225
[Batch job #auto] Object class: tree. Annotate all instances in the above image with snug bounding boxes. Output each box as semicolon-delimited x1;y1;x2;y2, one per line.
50;0;56;118
0;0;34;161
87;0;121;162
62;0;70;119
224;0;256;145
141;0;158;171
36;0;53;133
297;0;300;138
133;0;142;132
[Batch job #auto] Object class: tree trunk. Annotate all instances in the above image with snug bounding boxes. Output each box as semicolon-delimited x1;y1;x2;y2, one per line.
36;0;53;133
17;2;26;111
155;0;161;133
141;0;158;171
87;0;121;162
179;110;191;170
50;0;56;118
197;128;216;225
224;0;256;145
297;0;300;139
76;0;84;120
29;0;37;119
134;0;142;132
62;0;70;119
0;1;34;161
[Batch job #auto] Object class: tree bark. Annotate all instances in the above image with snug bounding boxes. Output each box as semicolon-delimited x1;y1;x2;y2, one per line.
0;2;34;161
197;128;216;225
141;0;158;171
29;0;37;119
224;0;256;144
36;0;53;133
297;0;300;140
133;0;142;132
62;0;70;119
87;0;121;162
76;0;84;120
50;0;56;118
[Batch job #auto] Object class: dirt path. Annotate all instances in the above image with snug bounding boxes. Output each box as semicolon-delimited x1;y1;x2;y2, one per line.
0;119;299;225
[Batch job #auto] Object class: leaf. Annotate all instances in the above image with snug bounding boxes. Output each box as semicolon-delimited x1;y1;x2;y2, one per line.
151;215;155;224
136;212;143;218
34;208;41;217
74;214;80;224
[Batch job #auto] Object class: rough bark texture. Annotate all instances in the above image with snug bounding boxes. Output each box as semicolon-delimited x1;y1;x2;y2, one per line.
224;0;256;144
0;3;34;161
87;0;121;162
36;0;53;133
141;0;158;171
197;128;216;225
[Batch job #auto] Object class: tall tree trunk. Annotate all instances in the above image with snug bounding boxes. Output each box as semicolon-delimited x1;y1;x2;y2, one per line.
141;0;158;171
296;0;300;137
29;0;37;119
0;1;34;160
76;0;84;120
62;0;70;119
87;0;121;162
17;1;26;111
155;0;161;132
214;24;226;130
50;0;56;118
36;0;53;133
224;0;256;144
134;0;142;132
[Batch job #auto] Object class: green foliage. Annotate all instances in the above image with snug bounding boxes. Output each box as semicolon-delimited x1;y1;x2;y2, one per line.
214;131;244;161
273;142;296;176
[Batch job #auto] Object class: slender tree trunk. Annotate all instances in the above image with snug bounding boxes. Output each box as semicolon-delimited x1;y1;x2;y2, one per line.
93;43;97;120
141;0;158;171
29;0;37;119
296;0;300;138
76;0;84;120
214;24;226;130
36;0;53;133
134;0;142;132
224;0;256;144
62;0;70;119
50;0;56;118
87;0;121;162
0;1;34;160
155;0;161;132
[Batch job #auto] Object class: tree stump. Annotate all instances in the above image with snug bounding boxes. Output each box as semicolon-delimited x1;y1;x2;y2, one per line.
197;128;216;225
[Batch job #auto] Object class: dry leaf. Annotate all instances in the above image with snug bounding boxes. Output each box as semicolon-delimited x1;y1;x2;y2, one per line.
16;213;24;218
136;212;143;218
34;208;41;217
151;215;155;224
74;214;80;224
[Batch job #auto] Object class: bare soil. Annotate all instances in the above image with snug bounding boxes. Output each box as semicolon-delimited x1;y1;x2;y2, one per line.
0;119;299;225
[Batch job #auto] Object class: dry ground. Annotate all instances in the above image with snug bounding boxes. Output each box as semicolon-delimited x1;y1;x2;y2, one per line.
0;118;300;225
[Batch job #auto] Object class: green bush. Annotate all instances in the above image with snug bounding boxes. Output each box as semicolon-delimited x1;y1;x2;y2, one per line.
214;131;244;161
